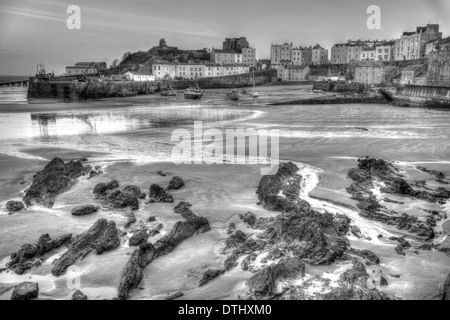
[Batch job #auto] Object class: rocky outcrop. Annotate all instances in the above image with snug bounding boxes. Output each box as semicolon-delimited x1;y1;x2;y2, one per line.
52;219;120;276
118;243;155;300
118;203;210;300
442;272;450;300
122;185;146;199
129;229;148;247
7;233;72;275
149;184;174;203
72;290;88;300
154;203;210;257
71;205;99;216
240;212;257;227
199;269;223;287
246;258;306;297
11;282;39;300
106;190;139;210
347;157;449;238
93;180;119;195
6;201;25;214
23;158;91;208
167;177;185;190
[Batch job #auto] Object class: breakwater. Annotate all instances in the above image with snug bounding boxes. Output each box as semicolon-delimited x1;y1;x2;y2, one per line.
312;82;365;93
382;85;450;108
27;70;276;102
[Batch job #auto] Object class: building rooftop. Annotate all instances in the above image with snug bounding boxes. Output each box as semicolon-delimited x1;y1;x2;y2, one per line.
213;49;241;54
402;65;424;72
353;61;385;67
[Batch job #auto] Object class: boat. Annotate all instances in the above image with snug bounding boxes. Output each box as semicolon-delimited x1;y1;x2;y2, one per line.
117;89;138;97
161;86;177;96
184;86;204;99
146;86;155;95
226;89;240;101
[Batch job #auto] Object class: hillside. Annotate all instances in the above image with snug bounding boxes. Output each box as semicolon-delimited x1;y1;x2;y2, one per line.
107;41;211;75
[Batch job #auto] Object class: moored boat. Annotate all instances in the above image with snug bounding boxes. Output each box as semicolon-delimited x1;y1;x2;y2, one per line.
161;86;177;96
184;86;204;99
226;89;240;101
117;89;138;97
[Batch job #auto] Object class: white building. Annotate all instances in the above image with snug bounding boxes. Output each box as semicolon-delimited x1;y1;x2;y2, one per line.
152;63;176;80
175;64;205;80
210;49;242;64
270;43;293;65
124;71;155;82
242;47;257;66
291;48;304;65
394;24;442;61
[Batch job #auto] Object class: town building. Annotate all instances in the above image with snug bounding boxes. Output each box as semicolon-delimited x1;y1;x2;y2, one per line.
425;37;450;56
353;61;385;85
210;49;243;65
307;67;332;81
312;45;329;65
223;37;250;52
291;48;304;65
302;47;313;65
175;64;205;80
270;43;293;65
124;71;155;82
394;24;442;60
277;65;310;81
65;62;107;76
400;65;427;85
152;63;176;80
375;42;395;61
242;47;257;66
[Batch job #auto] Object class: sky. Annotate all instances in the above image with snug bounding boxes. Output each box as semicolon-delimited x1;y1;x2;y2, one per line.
0;0;449;75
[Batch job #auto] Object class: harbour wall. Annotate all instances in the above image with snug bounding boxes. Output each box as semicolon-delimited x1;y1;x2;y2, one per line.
27;69;277;102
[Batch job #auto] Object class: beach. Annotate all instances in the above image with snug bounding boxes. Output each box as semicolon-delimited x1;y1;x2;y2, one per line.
1;85;450;300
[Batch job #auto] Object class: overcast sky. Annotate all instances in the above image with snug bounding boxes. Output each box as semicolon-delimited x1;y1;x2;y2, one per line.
1;0;449;75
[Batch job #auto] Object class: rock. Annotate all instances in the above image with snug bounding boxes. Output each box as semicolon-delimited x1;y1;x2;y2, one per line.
442;272;450;300
149;184;174;203
348;248;380;265
72;290;88;300
138;193;147;200
129;229;148;247
246;258;305;296
11;282;39;300
154;204;210;257
380;276;389;287
199;269;223;287
224;230;248;250
106;180;120;191
395;245;405;256
6;201;25;214
52;219;120;276
107;190;139;211
156;171;167;177
167;176;185;190
23;158;91;208
124;211;137;229
71;205;99;216
123;186;144;198
226;222;236;235
350;225;365;239
7;233;72;275
148;224;163;237
118;243;155;300
340;261;369;286
241;253;258;271
240;212;257;227
165;292;183;300
93;183;107;195
89;170;102;179
148;216;156;223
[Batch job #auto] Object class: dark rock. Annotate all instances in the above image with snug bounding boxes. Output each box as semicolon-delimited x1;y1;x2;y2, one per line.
156;171;167;177
224;230;248;250
52;219;120;276
246;258;305;296
106;180;120;191
442;272;450;300
23;158;90;208
122;186;144;198
348;248;380;265
89;170;101;179
7;233;72;275
241;253;258;271
226;222;236;235
149;184;174;203
93;183;107;195
148;216;156;223
165;292;183;300
154;204;210;257
322;286;390;300
240;212;257;227
6;201;25;214
138;193;147;200
129;229;148;247
199;269;223;287
124;212;137;229
340;261;369;286
380;276;389;287
71;205;99;216
11;282;39;300
72;290;88;300
395;245;405;256
118;243;155;300
148;224;163;237
107;190;139;211
333;214;351;236
167;176;185;190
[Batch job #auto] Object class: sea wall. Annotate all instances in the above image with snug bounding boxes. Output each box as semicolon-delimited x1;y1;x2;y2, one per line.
28;70;277;102
391;85;450;108
313;82;365;93
271;90;387;106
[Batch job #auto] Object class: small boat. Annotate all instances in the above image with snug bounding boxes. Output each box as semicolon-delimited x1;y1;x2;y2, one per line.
146;86;155;94
161;86;177;96
226;89;240;101
117;89;138;97
250;70;259;99
184;86;204;99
